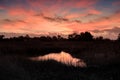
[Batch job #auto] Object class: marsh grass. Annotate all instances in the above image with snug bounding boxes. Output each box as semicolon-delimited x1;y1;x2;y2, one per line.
0;55;120;80
0;40;120;80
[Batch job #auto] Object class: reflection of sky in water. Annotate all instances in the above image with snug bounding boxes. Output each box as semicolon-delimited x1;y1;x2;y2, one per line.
30;51;87;67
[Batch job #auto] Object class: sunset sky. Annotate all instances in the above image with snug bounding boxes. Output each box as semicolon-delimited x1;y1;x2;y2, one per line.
0;0;120;39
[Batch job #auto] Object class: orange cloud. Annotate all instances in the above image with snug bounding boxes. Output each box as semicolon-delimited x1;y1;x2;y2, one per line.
64;12;120;33
1;11;119;35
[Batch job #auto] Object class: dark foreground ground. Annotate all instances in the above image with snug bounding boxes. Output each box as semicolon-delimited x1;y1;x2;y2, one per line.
0;41;120;80
0;55;120;80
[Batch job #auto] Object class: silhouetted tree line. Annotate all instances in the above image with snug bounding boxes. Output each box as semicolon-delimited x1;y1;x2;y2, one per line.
68;32;93;41
0;32;120;41
0;35;4;39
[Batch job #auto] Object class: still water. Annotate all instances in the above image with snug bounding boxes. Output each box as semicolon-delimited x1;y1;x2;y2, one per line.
30;51;87;67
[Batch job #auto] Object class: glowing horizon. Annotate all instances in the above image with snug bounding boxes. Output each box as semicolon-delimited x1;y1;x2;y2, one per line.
0;0;120;39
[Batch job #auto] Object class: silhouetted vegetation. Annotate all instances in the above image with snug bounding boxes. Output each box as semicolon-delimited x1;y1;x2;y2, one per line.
0;31;113;41
68;32;93;41
117;33;120;41
0;35;4;41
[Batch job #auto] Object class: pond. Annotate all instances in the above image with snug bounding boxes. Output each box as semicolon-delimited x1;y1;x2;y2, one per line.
29;51;87;67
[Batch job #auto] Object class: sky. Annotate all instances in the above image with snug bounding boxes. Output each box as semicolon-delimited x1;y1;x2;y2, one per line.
0;0;120;39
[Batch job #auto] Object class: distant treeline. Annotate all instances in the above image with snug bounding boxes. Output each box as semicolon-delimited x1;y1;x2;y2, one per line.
0;32;120;41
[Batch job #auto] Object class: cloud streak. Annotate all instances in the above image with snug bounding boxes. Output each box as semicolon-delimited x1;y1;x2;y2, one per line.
2;19;26;23
92;27;120;34
35;13;82;23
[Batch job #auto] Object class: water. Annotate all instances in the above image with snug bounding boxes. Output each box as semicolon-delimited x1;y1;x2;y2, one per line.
29;51;87;67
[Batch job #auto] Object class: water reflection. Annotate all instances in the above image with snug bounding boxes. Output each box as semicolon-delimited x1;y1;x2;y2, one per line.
30;51;87;67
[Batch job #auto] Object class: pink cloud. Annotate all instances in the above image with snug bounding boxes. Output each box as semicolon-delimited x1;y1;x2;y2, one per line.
0;0;119;38
75;0;98;8
1;10;119;34
64;12;120;33
27;0;98;14
7;8;35;16
0;0;99;21
0;6;4;9
65;13;86;19
1;22;27;33
112;1;120;6
88;9;102;15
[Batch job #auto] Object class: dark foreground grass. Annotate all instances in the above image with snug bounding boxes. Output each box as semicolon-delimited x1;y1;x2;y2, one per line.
0;41;120;80
0;55;120;80
0;41;120;66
